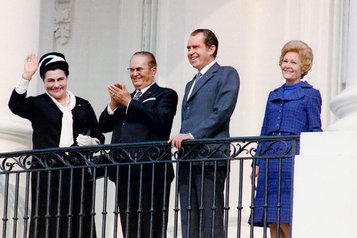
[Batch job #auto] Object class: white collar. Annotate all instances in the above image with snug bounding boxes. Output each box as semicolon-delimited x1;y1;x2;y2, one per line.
198;60;216;75
136;81;155;95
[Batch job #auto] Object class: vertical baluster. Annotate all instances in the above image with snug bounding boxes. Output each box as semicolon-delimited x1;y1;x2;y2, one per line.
198;161;205;238
45;170;52;237
78;168;85;238
66;169;74;237
161;162;169;236
137;164;144;238
90;167;97;238
33;171;41;238
1;173;9;238
55;170;63;238
124;164;132;238
224;160;231;238
11;173;20;237
236;158;244;238
173;161;180;238
149;163;155;238
249;158;257;238
289;139;297;238
22;171;30;238
113;165;120;238
186;161;193;238
263;158;269;238
100;166;109;238
210;162;217;238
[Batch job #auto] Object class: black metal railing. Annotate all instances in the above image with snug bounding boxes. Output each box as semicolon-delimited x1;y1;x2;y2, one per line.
0;135;299;238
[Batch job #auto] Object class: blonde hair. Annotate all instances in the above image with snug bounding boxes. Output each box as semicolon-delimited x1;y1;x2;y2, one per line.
279;40;313;79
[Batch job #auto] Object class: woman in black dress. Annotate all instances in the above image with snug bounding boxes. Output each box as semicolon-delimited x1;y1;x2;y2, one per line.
8;52;104;238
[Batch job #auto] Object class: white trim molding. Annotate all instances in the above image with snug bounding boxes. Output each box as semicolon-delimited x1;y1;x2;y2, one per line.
141;0;158;52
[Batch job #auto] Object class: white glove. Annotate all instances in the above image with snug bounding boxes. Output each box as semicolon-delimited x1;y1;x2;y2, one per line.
76;134;100;146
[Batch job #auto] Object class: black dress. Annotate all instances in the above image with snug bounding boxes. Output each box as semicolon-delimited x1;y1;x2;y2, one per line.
9;90;104;238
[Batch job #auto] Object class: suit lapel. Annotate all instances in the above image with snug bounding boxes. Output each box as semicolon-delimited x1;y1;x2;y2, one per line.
183;77;195;105
187;62;220;102
269;81;311;102
269;87;284;101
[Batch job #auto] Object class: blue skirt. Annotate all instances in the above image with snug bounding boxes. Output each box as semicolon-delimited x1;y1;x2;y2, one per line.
249;133;297;226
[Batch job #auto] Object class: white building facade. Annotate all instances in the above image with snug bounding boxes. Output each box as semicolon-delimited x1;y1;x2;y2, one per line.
1;0;356;237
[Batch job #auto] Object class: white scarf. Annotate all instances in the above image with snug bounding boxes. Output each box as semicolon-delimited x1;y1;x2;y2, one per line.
47;91;76;147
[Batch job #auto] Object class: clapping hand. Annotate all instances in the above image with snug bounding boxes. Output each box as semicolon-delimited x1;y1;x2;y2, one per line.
108;83;131;108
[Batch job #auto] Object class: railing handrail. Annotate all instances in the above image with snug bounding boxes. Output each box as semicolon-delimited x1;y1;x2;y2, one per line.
0;135;300;157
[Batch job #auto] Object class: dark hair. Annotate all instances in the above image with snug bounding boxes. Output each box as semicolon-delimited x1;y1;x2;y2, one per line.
38;52;69;80
190;29;219;58
132;51;157;68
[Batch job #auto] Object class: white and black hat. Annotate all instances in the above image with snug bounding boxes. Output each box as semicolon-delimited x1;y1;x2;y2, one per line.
39;52;69;79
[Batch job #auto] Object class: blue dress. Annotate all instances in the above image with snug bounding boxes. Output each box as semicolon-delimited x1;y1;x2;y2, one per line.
251;81;322;226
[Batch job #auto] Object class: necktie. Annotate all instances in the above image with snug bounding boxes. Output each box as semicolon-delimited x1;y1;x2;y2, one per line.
187;72;202;100
133;90;142;100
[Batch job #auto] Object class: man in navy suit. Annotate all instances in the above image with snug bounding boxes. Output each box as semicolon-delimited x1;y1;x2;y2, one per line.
169;29;240;237
99;51;178;238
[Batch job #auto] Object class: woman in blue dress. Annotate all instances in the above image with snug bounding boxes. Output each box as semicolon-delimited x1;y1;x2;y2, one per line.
251;40;322;237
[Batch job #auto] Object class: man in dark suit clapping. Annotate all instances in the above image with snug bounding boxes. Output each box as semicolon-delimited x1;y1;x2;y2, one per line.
99;51;178;238
169;29;240;238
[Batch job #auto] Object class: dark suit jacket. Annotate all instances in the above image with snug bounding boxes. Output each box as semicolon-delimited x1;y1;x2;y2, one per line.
180;62;240;164
99;82;178;179
8;89;104;149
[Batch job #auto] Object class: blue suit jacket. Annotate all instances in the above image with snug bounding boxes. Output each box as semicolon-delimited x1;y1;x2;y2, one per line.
180;62;240;163
260;81;322;136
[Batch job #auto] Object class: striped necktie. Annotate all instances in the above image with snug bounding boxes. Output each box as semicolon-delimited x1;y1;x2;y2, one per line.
133;90;142;100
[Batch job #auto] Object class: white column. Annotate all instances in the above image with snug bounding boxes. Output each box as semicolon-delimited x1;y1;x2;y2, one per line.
0;1;41;152
328;0;357;130
0;3;41;236
294;131;357;237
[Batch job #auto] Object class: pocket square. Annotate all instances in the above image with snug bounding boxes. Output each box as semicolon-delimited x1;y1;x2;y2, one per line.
142;97;156;103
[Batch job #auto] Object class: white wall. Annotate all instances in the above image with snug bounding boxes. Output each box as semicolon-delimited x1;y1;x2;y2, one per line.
294;131;357;237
